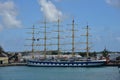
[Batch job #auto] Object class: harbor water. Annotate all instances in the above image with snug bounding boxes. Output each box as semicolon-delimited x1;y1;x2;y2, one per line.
0;66;119;80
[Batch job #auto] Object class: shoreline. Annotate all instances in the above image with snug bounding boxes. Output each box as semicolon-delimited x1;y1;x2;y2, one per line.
0;63;27;67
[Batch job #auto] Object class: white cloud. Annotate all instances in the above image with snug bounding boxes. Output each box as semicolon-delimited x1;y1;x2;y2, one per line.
0;1;22;30
38;0;63;22
106;0;120;7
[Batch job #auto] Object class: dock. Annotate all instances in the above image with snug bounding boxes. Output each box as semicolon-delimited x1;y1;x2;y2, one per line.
0;63;27;67
105;63;120;67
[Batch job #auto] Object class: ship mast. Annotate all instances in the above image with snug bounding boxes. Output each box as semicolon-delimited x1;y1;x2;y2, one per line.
72;19;75;57
57;18;60;57
51;18;62;57
81;24;91;58
43;19;47;58
25;25;36;58
84;25;91;58
36;18;49;58
86;25;89;58
32;25;35;53
67;18;78;56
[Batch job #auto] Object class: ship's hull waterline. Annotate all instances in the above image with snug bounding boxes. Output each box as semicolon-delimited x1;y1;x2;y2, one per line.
27;60;106;67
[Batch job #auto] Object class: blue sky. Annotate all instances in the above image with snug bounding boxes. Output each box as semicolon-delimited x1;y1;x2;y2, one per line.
0;0;120;52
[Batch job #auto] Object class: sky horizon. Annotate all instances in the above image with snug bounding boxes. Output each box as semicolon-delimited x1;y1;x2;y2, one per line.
0;0;120;52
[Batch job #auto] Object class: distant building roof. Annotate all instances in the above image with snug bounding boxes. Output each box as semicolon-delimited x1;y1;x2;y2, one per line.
0;53;8;57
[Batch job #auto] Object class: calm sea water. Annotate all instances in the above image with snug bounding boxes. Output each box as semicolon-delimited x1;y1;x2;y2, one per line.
0;66;119;80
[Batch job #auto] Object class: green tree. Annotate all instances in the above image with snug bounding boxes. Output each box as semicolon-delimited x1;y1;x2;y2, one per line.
91;51;97;57
102;48;109;57
0;46;4;53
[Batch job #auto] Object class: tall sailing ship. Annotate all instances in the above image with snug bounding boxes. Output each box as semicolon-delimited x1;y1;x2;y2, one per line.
26;19;107;67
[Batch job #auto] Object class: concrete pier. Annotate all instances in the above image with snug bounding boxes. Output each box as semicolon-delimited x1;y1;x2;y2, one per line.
105;63;120;67
0;63;27;67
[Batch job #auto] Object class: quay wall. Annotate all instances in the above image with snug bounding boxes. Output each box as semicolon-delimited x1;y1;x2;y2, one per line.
0;63;27;67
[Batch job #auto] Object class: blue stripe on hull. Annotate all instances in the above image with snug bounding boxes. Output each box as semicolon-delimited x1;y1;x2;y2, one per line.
27;60;106;67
